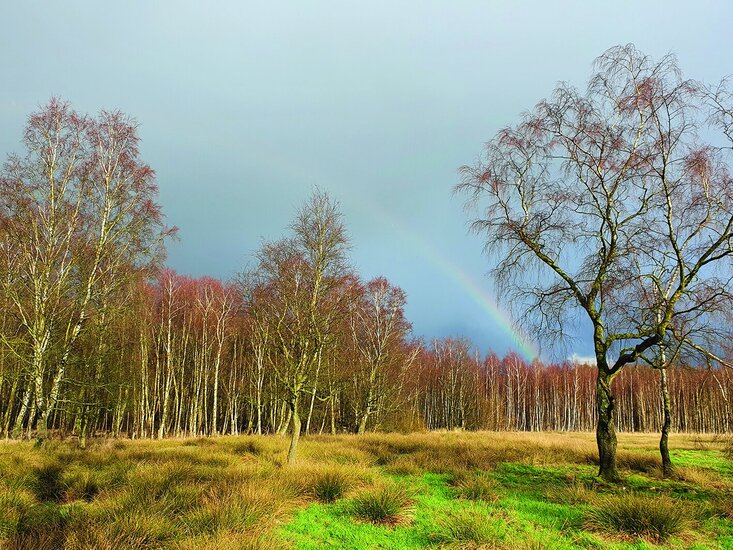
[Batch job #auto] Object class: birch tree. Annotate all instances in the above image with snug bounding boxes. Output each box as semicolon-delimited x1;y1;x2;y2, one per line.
458;45;733;481
348;276;412;433
0;99;172;439
254;190;350;463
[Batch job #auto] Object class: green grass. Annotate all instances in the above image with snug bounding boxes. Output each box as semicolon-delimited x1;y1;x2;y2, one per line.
430;508;507;547
0;432;730;548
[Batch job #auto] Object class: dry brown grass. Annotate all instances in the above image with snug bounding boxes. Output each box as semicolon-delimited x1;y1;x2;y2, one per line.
673;466;732;490
544;480;596;505
584;493;694;543
0;431;727;548
349;482;416;526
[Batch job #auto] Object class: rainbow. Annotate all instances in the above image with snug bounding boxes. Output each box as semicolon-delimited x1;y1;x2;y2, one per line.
364;204;539;362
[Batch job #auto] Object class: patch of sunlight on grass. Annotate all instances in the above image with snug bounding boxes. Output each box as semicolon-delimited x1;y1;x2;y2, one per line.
671;449;733;475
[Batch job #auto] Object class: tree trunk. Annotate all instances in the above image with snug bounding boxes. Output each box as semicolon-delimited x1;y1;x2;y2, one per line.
12;386;33;438
357;411;369;434
287;399;301;465
330;393;337;435
305;356;321;435
276;401;291;435
659;365;673;477
3;375;18;437
212;352;221;435
596;369;619;481
256;372;263;435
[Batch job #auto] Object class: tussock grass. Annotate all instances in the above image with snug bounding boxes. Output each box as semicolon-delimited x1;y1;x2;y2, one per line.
383;456;424;476
431;508;499;547
183;485;279;535
101;512;177;549
274;462;367;502
616;450;660;473
353;431;599;474
585;493;691;542
451;470;499;502
0;432;729;547
673;465;731;490
61;469;99;502
6;501;84;550
312;470;352;503
231;440;262;456
0;488;35;538
710;492;733;519
545;480;595;505
178;531;288;550
31;463;65;502
350;483;415;525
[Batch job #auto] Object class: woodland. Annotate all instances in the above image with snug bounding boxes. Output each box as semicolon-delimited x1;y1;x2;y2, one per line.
1;46;733;467
0;45;733;548
1;43;733;549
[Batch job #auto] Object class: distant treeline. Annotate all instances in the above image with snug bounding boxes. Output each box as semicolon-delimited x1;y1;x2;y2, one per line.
416;351;732;434
1;270;730;440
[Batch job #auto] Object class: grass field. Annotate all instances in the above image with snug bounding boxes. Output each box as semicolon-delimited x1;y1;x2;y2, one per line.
0;431;731;549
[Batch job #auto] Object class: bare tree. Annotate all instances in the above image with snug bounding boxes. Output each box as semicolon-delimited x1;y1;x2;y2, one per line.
0;100;172;440
347;276;412;433
253;190;350;464
458;45;733;481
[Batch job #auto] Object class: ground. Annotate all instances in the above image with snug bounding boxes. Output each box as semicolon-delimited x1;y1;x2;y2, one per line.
0;431;731;549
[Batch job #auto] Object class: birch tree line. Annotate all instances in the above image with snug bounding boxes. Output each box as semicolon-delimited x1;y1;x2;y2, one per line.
1;99;732;453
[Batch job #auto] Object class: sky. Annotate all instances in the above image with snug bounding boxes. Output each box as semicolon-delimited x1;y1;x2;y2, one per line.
1;2;732;361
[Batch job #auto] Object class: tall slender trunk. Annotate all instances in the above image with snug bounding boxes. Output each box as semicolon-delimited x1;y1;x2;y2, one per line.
114;386;127;437
357;365;377;434
26;398;38;440
659;361;673;477
256;382;263;435
212;351;221;435
33;360;48;440
287;398;301;465
75;384;88;449
331;394;337;435
12;386;32;439
596;369;619;481
305;352;322;434
357;411;369;435
3;375;18;437
276;401;291;435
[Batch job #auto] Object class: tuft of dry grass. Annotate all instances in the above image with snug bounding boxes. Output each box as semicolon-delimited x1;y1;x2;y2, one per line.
545;480;595;505
182;484;280;535
451;471;499;503
30;462;66;503
350;483;415;526
383;456;424;477
274;462;368;502
710;492;733;520
616;451;660;474
352;431;601;474
673;466;731;490
585;493;692;543
431;508;499;547
312;470;353;503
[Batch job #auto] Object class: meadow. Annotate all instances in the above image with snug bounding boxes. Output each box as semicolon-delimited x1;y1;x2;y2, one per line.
0;431;731;549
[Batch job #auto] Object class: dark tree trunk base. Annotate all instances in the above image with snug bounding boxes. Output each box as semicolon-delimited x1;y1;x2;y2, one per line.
596;369;620;482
